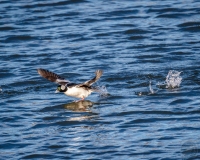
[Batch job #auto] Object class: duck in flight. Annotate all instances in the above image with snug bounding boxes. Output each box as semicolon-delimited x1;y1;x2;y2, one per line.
37;68;103;101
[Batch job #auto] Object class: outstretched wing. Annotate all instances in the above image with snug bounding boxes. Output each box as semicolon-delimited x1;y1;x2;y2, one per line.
37;68;70;85
78;69;103;87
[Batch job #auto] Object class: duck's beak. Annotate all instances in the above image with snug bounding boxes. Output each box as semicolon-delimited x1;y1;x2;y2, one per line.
55;89;59;93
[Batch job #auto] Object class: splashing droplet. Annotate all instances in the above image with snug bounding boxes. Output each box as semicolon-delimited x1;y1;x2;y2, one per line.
96;86;109;97
135;80;158;96
157;70;182;89
149;80;154;94
166;70;182;88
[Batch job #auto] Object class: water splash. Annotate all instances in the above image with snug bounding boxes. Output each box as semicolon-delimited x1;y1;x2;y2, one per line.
96;85;109;97
157;70;182;89
135;80;158;96
149;80;155;94
166;70;182;88
136;70;182;96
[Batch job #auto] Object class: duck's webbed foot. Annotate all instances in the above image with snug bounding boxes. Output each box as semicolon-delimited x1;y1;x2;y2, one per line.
74;97;85;103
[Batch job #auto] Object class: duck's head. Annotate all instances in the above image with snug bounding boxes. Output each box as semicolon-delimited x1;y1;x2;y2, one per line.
55;85;67;93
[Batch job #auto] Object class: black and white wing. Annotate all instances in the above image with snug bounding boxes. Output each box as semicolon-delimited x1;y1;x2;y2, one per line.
77;69;103;87
37;68;70;85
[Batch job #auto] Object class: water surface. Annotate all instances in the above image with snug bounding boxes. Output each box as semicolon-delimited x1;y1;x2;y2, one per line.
1;0;200;159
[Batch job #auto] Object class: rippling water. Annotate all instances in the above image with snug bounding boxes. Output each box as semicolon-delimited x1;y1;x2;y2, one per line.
1;0;200;159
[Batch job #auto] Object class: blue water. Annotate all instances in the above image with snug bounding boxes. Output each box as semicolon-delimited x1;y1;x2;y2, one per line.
1;0;200;159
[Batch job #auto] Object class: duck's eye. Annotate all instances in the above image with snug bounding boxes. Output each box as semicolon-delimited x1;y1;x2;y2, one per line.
57;86;61;91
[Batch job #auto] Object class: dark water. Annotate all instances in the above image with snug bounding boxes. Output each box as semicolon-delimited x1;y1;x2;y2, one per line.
1;0;200;159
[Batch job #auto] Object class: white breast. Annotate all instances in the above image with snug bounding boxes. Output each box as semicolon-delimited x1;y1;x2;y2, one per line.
64;86;92;99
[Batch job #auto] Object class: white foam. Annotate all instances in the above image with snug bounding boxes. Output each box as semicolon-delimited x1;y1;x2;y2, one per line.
157;70;182;89
165;70;182;89
135;80;158;96
148;80;158;94
96;85;109;97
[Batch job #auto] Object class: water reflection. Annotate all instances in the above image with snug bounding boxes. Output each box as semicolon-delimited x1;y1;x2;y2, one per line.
64;100;98;121
64;100;94;112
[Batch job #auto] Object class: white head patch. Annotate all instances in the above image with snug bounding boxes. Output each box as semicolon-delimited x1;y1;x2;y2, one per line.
61;85;66;90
